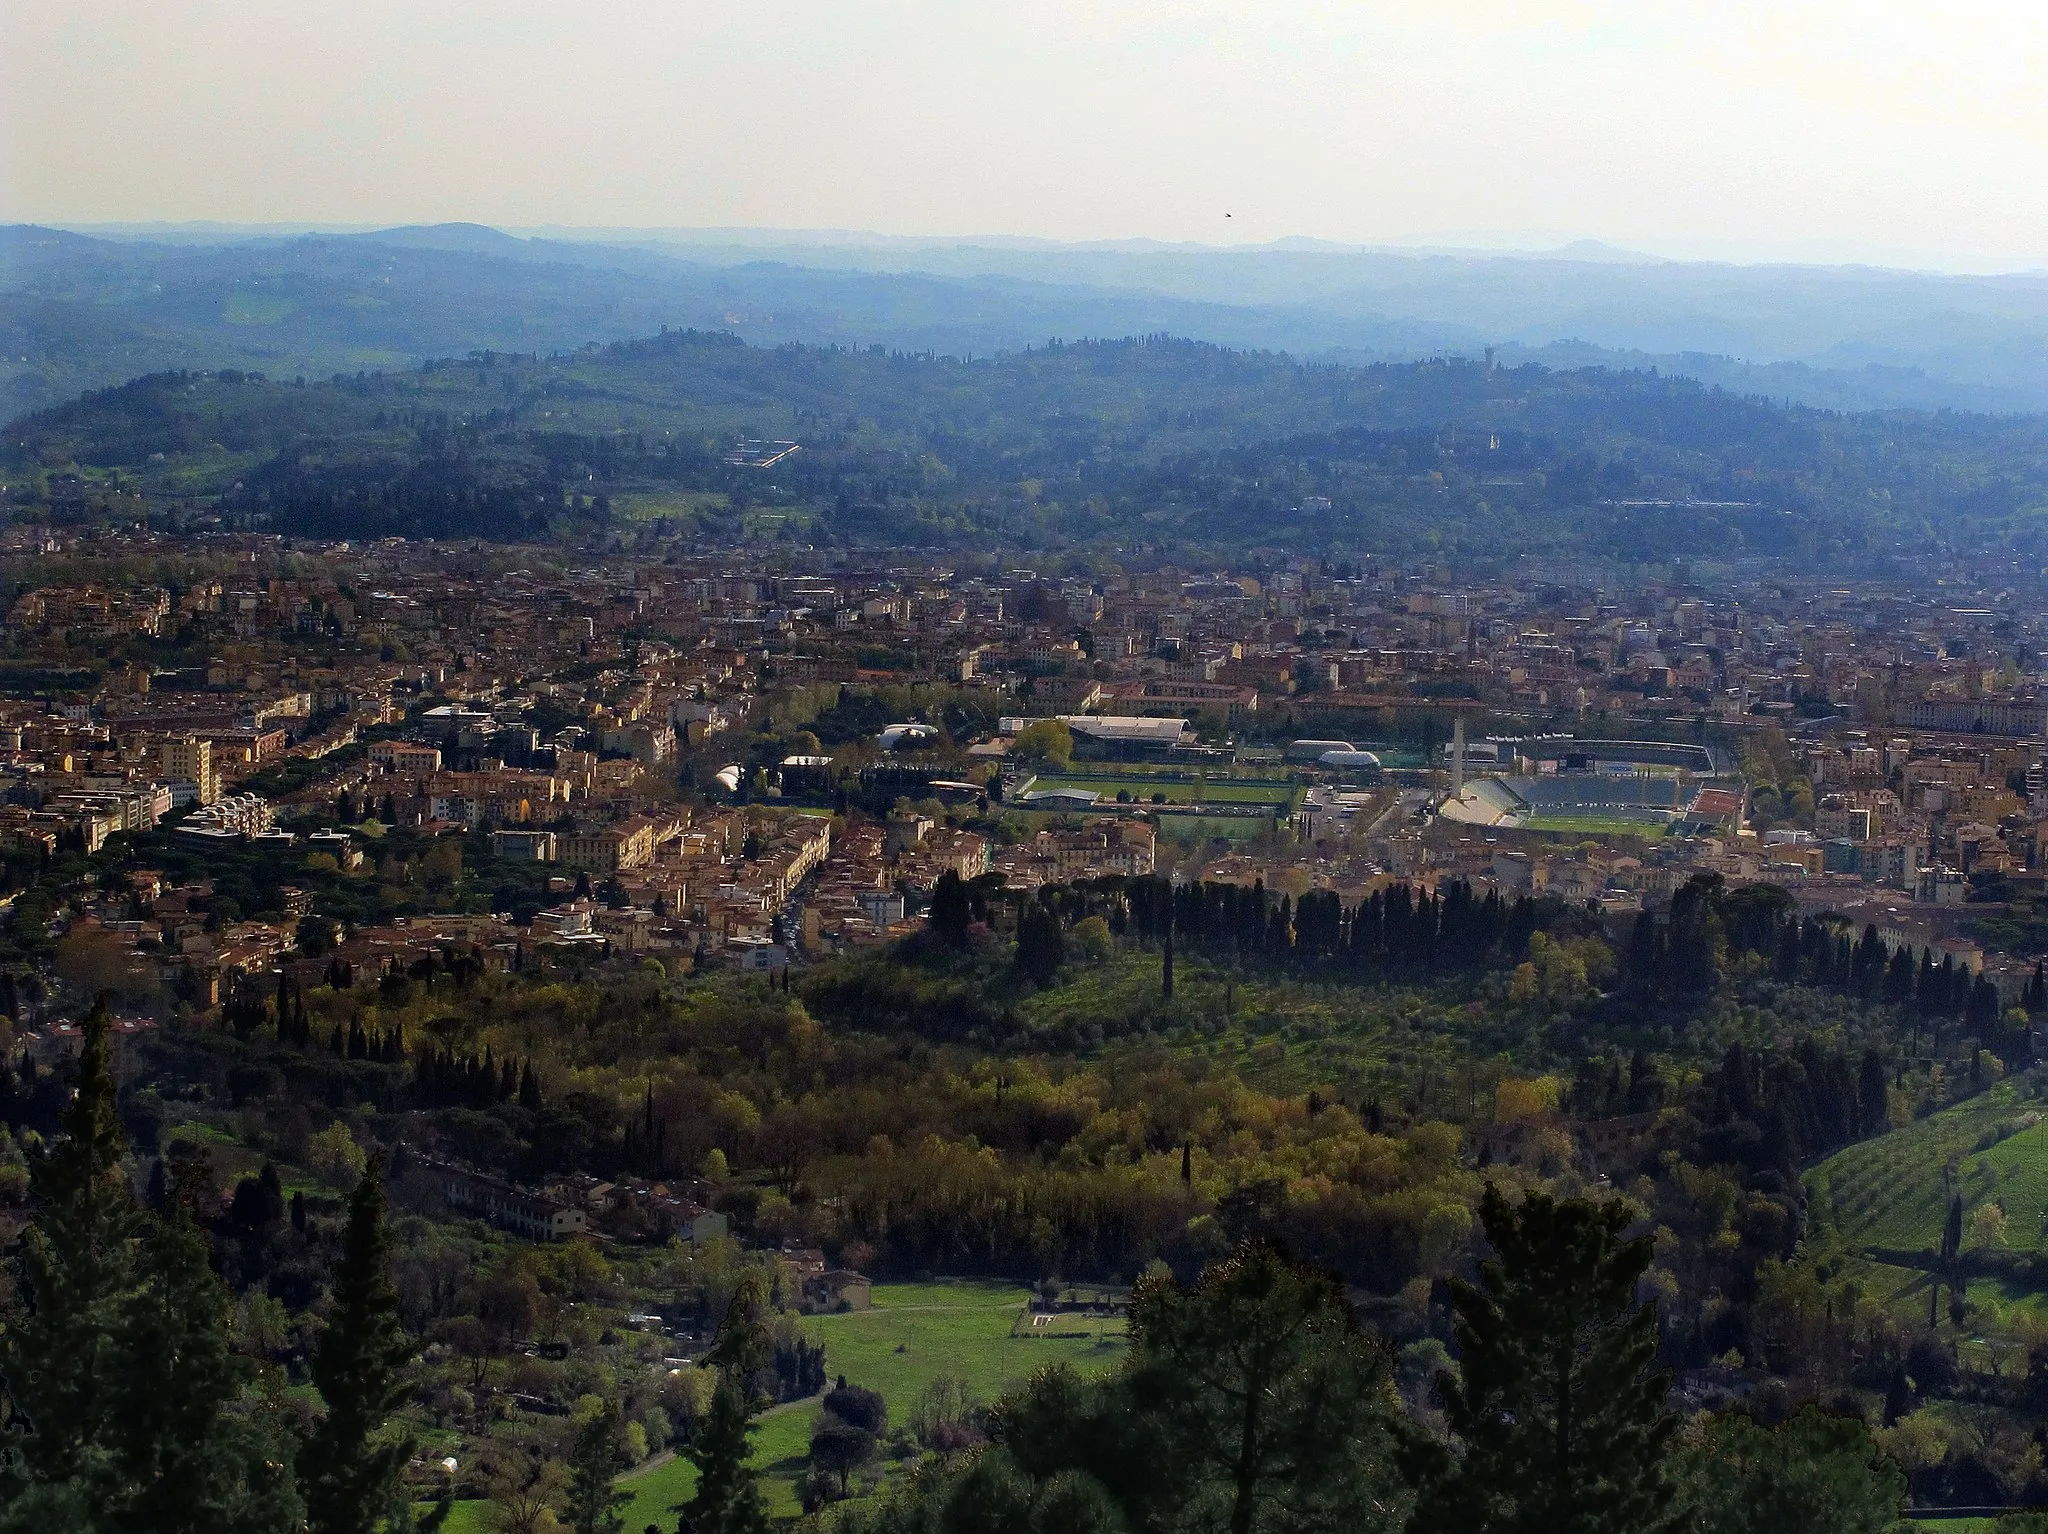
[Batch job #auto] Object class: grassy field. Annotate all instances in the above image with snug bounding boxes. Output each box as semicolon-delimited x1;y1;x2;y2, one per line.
1030;773;1298;808
804;1279;1125;1414
611;489;732;523
442;1279;1126;1529
1518;812;1669;838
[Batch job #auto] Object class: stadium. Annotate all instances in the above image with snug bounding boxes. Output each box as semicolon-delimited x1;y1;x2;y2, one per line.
1438;771;1691;834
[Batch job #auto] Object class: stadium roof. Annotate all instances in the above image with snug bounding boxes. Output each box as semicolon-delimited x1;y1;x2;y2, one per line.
1056;715;1189;744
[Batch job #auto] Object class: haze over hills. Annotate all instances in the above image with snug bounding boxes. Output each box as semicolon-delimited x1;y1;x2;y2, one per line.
14;327;2048;571
11;222;2048;427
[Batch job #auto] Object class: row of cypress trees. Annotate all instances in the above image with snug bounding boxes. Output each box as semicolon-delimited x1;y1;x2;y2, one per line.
1120;874;1553;973
225;967;551;1113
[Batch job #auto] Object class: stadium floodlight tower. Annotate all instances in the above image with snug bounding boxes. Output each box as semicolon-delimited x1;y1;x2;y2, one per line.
1452;716;1467;799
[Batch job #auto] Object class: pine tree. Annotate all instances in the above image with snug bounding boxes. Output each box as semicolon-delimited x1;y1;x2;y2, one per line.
1124;1242;1408;1534
680;1281;771;1534
1407;1185;1681;1534
299;1156;435;1534
565;1400;629;1534
101;1170;304;1532
0;995;134;1494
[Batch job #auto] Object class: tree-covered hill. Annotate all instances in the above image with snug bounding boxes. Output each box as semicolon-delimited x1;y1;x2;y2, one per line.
8;328;2048;563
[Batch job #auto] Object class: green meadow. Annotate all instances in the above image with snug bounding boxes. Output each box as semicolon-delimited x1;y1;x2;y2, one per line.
441;1279;1126;1529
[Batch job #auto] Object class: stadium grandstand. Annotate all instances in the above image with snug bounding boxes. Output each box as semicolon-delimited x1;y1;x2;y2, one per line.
1439;772;1703;831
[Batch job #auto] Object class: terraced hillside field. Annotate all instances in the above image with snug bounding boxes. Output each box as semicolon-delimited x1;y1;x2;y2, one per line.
1809;1079;2048;1319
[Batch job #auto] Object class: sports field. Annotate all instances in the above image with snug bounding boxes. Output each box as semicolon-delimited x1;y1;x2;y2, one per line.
1027;773;1298;808
1520;811;1669;838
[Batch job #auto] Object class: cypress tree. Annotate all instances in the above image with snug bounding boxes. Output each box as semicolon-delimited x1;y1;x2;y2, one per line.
1884;944;1916;1005
928;869;972;946
1882;1364;1911;1428
298;1157;435;1534
565;1400;629;1534
1407;1186;1681;1534
1772;919;1802;983
680;1281;771;1534
1858;1051;1891;1138
1941;1194;1964;1269
0;995;134;1494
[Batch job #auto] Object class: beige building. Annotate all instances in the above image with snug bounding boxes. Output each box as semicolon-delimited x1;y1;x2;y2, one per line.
559;818;656;873
158;735;221;805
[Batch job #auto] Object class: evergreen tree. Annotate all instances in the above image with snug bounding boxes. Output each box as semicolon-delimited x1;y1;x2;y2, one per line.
1014;902;1064;987
1941;1194;1964;1268
299;1156;436;1534
0;995;133;1496
1883;945;1916;1005
1407;1186;1680;1534
1124;1242;1408;1534
1679;1408;1904;1534
928;869;972;946
102;1170;304;1533
565;1400;629;1534
1856;1051;1890;1138
680;1281;771;1534
1882;1365;1911;1429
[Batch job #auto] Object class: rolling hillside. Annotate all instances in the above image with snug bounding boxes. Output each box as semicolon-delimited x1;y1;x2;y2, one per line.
11;326;2048;563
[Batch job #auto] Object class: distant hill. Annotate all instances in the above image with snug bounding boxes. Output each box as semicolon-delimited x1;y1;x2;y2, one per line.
10;224;2048;426
9;327;2048;566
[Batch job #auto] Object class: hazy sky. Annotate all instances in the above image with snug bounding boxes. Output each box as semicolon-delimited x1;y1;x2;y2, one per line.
5;1;2046;270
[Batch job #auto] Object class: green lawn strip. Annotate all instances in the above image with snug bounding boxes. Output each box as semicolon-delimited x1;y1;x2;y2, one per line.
436;1501;488;1534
